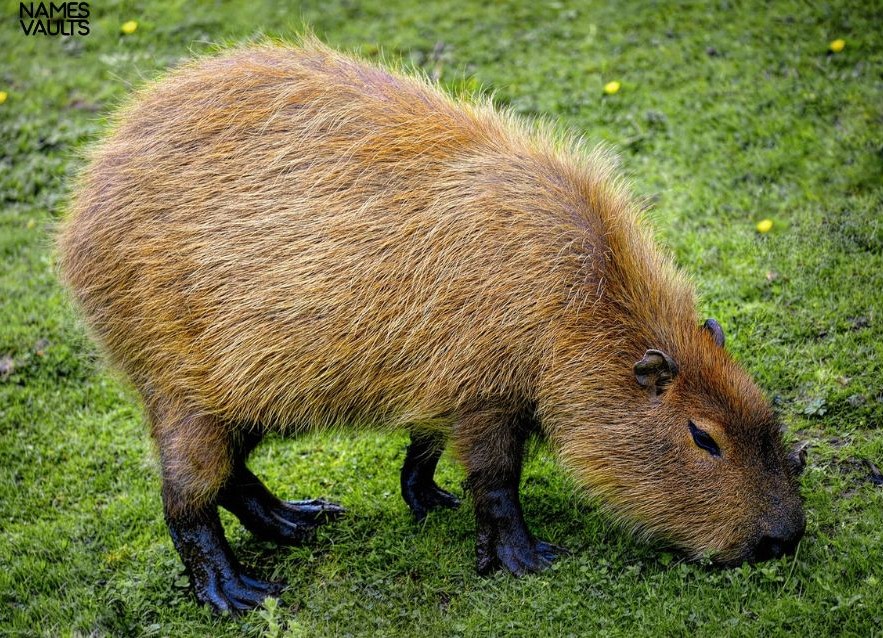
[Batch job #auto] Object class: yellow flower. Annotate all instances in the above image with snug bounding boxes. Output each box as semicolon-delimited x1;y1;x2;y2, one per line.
603;81;621;95
0;91;7;105
829;39;845;53
756;219;773;233
121;20;138;35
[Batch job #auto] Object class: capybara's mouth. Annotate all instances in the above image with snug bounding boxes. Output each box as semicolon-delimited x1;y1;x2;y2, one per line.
710;531;805;568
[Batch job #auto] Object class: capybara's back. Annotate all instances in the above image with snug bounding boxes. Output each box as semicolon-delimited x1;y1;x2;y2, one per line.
59;40;591;428
58;39;805;613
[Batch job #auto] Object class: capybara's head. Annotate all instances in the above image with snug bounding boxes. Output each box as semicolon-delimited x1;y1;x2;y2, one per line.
552;319;805;565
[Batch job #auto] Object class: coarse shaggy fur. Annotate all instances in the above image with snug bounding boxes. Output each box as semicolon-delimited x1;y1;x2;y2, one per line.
57;37;802;562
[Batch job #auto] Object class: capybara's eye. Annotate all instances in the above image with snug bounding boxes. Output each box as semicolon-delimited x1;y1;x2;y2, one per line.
688;421;721;457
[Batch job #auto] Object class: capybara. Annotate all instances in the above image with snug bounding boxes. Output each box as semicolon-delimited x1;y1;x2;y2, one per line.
57;38;806;613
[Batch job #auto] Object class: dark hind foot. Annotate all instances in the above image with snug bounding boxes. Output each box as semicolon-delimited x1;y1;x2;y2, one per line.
195;565;284;614
269;497;346;539
153;411;283;612
219;465;344;545
401;431;460;521
168;506;284;614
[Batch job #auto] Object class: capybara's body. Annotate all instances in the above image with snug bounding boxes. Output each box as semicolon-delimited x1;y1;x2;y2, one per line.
58;39;805;613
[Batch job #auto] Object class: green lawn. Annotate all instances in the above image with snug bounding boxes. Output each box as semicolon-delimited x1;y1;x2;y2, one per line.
2;1;882;636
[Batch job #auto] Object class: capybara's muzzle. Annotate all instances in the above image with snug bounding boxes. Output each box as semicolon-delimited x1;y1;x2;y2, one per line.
749;510;806;562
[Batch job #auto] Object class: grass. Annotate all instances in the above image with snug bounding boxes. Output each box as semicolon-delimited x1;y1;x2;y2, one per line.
1;0;882;635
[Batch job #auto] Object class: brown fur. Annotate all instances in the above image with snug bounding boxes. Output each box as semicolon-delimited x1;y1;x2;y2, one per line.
57;38;801;562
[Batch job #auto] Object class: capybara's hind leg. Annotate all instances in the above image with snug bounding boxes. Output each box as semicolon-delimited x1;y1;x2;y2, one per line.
401;430;460;521
155;410;282;613
218;458;345;546
166;504;283;613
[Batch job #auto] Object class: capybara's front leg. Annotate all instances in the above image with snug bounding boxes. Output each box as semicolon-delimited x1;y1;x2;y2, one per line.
471;484;566;576
401;430;460;521
154;410;282;613
458;410;568;576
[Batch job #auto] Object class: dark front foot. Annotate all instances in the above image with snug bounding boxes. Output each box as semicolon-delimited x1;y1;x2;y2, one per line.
401;431;460;521
168;507;283;614
477;529;567;576
219;467;344;545
404;483;461;522
474;486;568;576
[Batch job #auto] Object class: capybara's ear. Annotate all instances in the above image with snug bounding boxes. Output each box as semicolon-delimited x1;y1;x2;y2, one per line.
634;349;679;398
703;318;725;348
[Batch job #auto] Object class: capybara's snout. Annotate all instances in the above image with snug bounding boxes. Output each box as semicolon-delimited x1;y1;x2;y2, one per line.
749;508;806;562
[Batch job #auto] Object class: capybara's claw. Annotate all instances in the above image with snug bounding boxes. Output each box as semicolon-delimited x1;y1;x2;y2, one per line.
407;484;461;522
423;485;461;512
477;532;567;577
196;570;284;614
279;498;346;524
233;498;345;546
240;573;285;596
535;541;569;563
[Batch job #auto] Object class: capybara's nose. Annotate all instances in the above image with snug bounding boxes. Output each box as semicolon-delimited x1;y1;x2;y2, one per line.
753;515;805;561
